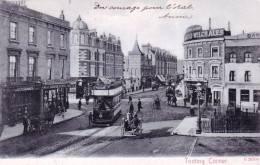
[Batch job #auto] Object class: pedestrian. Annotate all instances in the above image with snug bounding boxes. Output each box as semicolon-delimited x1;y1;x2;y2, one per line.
78;98;82;110
129;101;134;114
128;95;132;105
190;107;194;116
167;95;171;105
172;96;177;106
137;99;142;112
22;113;28;134
85;95;89;105
184;95;187;107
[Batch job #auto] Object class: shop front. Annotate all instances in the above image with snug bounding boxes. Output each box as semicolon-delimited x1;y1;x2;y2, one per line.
2;84;42;126
1;82;70;126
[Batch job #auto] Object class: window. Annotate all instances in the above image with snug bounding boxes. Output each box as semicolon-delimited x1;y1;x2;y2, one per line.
229;53;236;63
253;90;260;102
241;90;250;102
47;31;52;46
211;66;219;78
9;56;17;77
197;48;203;58
229;71;235;81
60;59;65;79
60;34;65;47
188;48;192;58
99;67;103;76
28;57;36;77
211;47;219;57
91;52;95;60
47;58;53;80
91;65;95;76
29;27;35;43
188;66;192;77
73;33;78;44
10;22;17;40
244;71;251;82
197;66;203;78
80;34;85;44
244;53;252;62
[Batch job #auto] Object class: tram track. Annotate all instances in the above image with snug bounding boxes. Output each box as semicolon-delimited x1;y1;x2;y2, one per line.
24;127;105;157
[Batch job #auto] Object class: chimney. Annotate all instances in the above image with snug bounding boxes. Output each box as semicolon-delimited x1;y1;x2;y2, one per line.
209;18;211;30
243;30;245;34
60;10;65;20
228;21;230;31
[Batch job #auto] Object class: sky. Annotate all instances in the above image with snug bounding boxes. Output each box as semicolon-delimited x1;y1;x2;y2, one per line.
25;0;260;59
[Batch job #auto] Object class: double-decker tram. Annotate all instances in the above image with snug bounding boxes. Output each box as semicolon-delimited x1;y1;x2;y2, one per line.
89;79;122;126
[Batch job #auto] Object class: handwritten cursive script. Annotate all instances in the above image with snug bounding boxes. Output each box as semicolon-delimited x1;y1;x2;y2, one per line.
159;13;192;19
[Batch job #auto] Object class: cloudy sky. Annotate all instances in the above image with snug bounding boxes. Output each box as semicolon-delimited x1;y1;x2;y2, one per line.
26;0;260;59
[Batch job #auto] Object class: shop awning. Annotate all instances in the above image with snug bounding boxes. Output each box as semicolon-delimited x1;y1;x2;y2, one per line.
156;75;165;82
97;77;111;85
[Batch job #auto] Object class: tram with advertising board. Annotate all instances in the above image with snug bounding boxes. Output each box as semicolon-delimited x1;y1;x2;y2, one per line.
89;78;122;126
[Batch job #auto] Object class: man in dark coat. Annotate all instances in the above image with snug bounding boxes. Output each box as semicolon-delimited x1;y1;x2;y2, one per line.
128;95;132;105
22;114;28;134
137;99;142;112
78;99;82;110
129;102;134;114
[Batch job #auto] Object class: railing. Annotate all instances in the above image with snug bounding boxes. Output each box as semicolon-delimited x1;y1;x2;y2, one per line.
26;76;41;82
201;111;260;133
6;77;23;84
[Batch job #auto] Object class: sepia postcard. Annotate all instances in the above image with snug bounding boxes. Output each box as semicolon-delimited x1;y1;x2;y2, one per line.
0;0;260;164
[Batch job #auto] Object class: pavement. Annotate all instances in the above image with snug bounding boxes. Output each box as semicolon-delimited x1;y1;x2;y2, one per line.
172;116;260;138
0;109;84;142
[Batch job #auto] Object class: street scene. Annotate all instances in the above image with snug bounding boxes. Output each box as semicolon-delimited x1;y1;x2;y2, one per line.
0;0;260;164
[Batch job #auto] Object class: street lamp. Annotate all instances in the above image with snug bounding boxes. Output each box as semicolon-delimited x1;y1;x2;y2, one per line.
196;82;202;134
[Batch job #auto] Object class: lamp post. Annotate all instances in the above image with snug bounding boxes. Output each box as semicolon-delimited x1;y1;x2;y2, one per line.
196;82;202;134
77;77;83;99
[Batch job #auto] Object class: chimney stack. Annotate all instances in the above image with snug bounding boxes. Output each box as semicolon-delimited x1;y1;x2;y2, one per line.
228;21;230;31
209;18;211;30
60;10;65;20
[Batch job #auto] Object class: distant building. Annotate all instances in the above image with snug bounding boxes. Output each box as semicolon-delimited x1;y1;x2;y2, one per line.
0;0;71;128
70;16;123;84
142;43;177;85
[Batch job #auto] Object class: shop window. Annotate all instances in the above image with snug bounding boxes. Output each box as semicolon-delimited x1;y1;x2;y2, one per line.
47;58;53;80
29;26;36;44
229;53;236;63
229;71;235;81
211;65;219;78
211;47;219;57
28;57;36;77
197;48;203;58
244;71;251;82
244;53;252;62
10;22;17;40
9;55;17;77
253;90;260;102
241;90;250;102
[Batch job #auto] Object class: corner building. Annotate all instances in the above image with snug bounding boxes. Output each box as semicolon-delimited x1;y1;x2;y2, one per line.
70;16;124;83
0;1;71;128
183;25;231;106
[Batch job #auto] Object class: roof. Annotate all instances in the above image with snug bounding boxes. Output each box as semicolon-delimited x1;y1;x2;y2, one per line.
72;15;88;30
129;39;144;56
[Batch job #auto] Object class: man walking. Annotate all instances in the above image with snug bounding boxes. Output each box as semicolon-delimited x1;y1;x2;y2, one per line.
129;102;134;114
137;99;142;112
128;95;132;105
22;113;28;134
78;98;82;110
